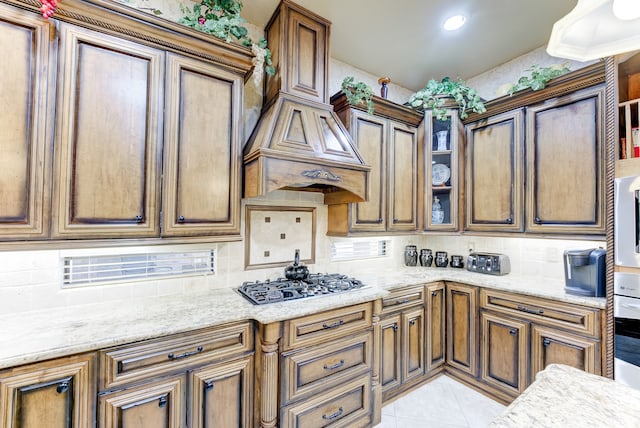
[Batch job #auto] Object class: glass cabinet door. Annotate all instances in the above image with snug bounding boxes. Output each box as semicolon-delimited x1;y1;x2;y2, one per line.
424;109;459;230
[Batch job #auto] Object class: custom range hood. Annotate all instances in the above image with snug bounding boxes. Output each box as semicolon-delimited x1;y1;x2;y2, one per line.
243;0;370;205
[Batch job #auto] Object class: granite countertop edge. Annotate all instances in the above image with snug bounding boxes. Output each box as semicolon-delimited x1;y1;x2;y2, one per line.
0;268;606;370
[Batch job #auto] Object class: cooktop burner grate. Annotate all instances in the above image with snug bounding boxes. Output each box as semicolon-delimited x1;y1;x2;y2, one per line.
237;273;365;305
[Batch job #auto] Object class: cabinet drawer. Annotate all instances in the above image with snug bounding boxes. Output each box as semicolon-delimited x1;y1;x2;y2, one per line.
284;303;372;350
280;375;372;428
480;289;600;337
282;331;372;404
99;321;253;390
381;286;425;315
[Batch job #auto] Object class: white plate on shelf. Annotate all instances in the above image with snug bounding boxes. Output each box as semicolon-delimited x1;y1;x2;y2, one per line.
432;163;450;186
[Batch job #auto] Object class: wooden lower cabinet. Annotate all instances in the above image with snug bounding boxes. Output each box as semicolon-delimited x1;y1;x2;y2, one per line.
97;322;254;428
380;286;427;402
480;311;529;397
531;325;599;377
277;304;374;428
0;353;95;428
98;375;185;428
426;282;446;371
380;314;401;393
190;356;253;428
446;283;478;377
281;375;371;428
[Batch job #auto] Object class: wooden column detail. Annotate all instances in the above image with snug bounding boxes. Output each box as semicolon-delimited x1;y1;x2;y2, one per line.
259;323;281;428
371;298;383;425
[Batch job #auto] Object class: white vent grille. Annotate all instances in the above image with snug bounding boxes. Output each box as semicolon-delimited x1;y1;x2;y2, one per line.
63;250;215;287
331;239;389;261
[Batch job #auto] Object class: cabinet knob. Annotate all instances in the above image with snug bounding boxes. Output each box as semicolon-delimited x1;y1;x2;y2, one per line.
178;215;185;223
392;324;398;332
56;381;69;394
393;218;398;224
205;381;215;391
158;396;168;408
543;338;552;347
135;215;143;223
431;291;438;297
506;217;513;224
409;319;416;326
509;329;517;336
378;218;383;224
535;216;542;224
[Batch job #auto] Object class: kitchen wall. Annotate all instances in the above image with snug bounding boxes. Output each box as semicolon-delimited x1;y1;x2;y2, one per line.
0;2;605;317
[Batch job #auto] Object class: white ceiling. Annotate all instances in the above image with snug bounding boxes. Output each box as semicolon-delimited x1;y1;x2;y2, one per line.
241;0;578;91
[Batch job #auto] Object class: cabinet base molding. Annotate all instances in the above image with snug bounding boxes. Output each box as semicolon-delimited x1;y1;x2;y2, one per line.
381;369;444;405
444;367;514;406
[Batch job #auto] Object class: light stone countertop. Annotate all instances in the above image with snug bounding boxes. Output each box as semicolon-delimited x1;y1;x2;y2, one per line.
0;268;606;370
489;364;640;427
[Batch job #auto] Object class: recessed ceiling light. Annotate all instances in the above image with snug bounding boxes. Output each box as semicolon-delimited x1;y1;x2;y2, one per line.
443;15;466;31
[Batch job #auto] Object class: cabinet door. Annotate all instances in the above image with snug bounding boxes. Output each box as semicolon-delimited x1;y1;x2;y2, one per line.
446;283;478;377
465;109;524;232
190;356;253;428
480;311;529;397
0;354;95;428
402;307;425;382
531;325;599;378
525;86;605;234
98;375;185;428
0;4;51;239
348;111;387;232
162;53;243;237
52;23;164;238
388;121;418;231
426;283;446;372
424;110;460;230
380;315;401;393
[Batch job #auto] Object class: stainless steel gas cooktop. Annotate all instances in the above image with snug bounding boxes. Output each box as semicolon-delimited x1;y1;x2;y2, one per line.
237;273;365;305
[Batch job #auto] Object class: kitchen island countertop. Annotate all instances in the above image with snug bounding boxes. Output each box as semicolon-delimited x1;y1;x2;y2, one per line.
0;268;605;370
490;364;640;427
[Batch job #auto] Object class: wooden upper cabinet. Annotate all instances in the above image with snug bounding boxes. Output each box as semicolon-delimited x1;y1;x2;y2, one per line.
0;5;52;239
388;122;418;231
423;110;461;231
465;109;524;232
348;111;388;232
162;54;242;237
329;94;422;235
265;2;329;104
525;85;605;234
52;23;164;239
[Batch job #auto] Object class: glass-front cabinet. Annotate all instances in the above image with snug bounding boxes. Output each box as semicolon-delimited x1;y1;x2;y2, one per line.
423;109;461;230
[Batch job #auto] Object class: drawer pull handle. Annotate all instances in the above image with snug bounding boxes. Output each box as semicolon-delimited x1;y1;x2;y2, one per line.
543;338;552;347
324;359;345;370
509;329;517;336
205;381;215;391
517;305;544;315
56;381;69;394
322;320;344;329
392;298;410;305
322;406;344;421
168;345;203;361
158;396;167;408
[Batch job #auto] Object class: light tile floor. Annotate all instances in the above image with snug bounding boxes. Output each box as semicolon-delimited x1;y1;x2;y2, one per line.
374;375;506;428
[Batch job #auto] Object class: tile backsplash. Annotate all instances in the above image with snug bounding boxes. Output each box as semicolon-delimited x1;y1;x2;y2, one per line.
0;189;604;316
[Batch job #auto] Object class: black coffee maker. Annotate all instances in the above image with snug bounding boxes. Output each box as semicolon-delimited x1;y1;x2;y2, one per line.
563;248;606;297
